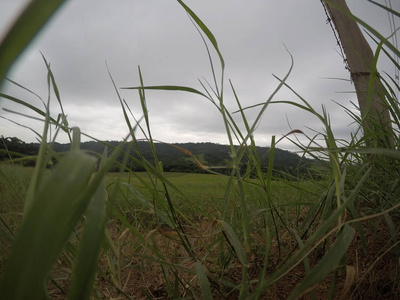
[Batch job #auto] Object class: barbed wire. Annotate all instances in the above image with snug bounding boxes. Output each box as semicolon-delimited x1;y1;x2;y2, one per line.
384;0;399;89
320;0;400;96
319;0;351;73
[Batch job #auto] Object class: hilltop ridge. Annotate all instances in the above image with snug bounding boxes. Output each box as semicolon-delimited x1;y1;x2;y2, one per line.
0;137;316;176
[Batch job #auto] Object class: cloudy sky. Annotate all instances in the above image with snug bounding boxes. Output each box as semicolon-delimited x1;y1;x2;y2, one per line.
0;0;399;152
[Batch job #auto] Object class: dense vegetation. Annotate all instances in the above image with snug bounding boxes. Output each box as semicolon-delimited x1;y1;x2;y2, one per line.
1;1;399;299
0;137;316;176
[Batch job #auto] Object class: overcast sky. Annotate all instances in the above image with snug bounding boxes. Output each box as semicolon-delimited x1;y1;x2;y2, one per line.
0;0;399;152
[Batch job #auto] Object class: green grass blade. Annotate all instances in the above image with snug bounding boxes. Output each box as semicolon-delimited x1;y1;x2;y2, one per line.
5;78;44;103
195;260;213;300
383;213;400;265
0;93;61;126
0;0;69;86
122;85;208;98
367;0;400;18
219;220;248;267
176;0;225;70
220;219;249;299
23;96;53;216
41;54;72;140
339;147;400;159
293;230;315;300
264;167;370;290
68;148;108;300
119;182;173;227
289;224;355;300
191;18;221;96
0;150;96;299
236;49;294;145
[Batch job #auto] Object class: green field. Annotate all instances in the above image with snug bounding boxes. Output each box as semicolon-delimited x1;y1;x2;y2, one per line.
106;171;318;221
0;161;353;299
1;160;398;299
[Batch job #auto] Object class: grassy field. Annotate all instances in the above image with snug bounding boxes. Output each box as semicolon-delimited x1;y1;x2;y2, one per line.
1;165;323;299
107;172;315;205
106;171;320;227
1;163;398;299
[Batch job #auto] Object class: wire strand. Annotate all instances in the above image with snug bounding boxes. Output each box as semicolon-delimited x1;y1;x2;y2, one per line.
319;0;350;73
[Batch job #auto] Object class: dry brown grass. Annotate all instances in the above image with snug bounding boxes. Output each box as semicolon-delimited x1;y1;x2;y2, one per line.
45;215;398;299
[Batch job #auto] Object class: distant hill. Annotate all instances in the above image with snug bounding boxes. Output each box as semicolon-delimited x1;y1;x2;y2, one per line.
0;137;318;177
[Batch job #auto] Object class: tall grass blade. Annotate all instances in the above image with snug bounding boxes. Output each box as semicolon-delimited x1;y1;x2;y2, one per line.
68;148;108;300
219;220;248;267
122;85;208;98
0;93;61;126
0;150;96;299
41;54;71;140
176;0;225;70
235;49;293;147
264;167;370;290
118;182;173;227
338;147;400;159
220;219;249;299
5;78;44;103
367;0;400;18
289;224;355;300
383;213;400;267
195;260;213;300
0;0;69;86
190;18;220;95
293;230;315;300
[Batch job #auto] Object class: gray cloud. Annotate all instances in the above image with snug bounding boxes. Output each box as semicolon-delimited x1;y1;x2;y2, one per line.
0;0;398;152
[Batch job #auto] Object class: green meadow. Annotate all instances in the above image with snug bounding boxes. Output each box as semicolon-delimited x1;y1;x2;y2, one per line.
1;164;324;299
107;172;313;202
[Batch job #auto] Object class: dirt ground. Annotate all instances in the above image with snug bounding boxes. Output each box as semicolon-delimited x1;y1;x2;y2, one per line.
46;215;400;299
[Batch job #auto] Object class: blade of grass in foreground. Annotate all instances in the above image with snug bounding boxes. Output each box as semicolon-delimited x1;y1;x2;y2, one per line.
68;148;108;300
0;150;96;299
252;167;370;298
0;93;62;126
0;0;69;87
289;224;355;300
195;260;213;300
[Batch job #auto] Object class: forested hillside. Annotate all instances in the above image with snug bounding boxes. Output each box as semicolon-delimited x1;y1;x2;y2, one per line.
0;137;317;177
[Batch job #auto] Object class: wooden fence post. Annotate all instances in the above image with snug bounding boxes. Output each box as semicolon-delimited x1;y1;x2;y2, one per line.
323;0;393;147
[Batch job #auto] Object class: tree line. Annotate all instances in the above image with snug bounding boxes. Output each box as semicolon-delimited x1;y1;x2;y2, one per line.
0;136;322;178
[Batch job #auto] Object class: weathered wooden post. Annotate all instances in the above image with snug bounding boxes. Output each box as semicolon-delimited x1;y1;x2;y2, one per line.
322;0;393;147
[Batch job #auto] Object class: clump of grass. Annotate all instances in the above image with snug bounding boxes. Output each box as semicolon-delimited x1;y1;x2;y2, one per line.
0;1;399;299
